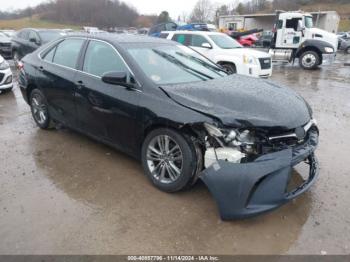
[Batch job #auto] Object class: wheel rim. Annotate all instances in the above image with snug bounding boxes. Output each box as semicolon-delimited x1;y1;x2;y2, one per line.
31;94;48;125
146;135;183;184
346;48;350;54
302;54;316;68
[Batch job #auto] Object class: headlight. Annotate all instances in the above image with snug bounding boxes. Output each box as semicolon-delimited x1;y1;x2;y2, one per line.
324;47;334;53
0;60;9;70
243;55;256;65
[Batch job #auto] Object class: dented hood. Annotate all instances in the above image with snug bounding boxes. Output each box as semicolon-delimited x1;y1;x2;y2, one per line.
161;75;311;130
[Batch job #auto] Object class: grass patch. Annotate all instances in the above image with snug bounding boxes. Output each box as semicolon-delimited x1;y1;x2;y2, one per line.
339;19;350;31
0;16;81;30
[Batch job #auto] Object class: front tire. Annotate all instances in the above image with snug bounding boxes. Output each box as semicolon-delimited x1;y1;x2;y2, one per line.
299;51;320;70
29;89;54;129
220;63;237;74
141;128;201;193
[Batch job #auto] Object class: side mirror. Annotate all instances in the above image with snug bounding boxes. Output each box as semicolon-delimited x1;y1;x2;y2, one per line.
297;20;305;32
102;71;134;88
201;42;212;49
29;37;40;45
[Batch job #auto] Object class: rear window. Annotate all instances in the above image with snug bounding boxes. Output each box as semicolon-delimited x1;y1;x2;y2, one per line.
53;39;84;69
159;33;169;39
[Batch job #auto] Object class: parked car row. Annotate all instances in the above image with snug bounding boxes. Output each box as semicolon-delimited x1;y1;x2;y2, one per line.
17;33;319;220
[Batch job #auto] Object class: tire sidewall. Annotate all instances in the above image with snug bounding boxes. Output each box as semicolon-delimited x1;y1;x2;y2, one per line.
299;51;320;70
221;63;236;74
346;47;350;54
141;128;198;193
30;89;51;129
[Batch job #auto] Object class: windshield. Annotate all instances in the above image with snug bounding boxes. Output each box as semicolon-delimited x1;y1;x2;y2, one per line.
209;34;242;49
305;16;313;28
39;31;66;43
127;44;227;85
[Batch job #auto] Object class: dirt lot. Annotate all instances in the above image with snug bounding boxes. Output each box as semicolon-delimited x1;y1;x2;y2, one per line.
0;54;350;255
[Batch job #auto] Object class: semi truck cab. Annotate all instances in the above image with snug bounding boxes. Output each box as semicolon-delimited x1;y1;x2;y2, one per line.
270;11;338;70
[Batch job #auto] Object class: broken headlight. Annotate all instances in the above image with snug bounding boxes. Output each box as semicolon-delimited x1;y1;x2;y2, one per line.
204;123;255;146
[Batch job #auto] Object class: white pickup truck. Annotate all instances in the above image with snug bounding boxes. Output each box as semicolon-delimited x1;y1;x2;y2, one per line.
161;31;272;78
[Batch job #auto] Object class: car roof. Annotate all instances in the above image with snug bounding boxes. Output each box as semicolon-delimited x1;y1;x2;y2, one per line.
66;33;176;45
161;31;223;36
21;28;66;32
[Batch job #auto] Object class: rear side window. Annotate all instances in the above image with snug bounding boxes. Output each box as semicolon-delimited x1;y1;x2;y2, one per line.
18;30;29;40
159;33;169;39
83;40;127;77
43;46;56;62
53;39;84;69
172;34;188;45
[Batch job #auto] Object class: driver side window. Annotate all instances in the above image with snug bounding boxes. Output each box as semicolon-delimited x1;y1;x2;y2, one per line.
189;35;211;48
83;40;128;78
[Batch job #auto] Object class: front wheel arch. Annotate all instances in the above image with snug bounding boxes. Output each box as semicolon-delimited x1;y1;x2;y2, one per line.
217;61;237;74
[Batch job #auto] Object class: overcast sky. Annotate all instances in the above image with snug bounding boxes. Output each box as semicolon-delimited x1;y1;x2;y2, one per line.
0;0;245;19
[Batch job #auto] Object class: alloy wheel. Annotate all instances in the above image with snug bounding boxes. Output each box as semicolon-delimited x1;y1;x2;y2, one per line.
31;94;48;125
146;135;183;184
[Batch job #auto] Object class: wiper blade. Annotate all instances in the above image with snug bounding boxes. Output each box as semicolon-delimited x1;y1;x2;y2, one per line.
175;52;227;75
152;49;213;80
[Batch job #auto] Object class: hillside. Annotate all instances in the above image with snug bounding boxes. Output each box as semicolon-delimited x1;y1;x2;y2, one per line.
0;16;81;30
0;15;81;30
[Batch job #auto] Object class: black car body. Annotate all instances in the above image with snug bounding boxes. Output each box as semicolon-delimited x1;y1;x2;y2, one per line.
18;34;319;220
11;28;66;61
0;32;12;59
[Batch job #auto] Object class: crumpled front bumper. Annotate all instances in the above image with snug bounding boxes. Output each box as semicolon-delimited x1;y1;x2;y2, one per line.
200;129;319;220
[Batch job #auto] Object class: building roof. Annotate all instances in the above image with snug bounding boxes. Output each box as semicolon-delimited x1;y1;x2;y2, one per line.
219;11;339;19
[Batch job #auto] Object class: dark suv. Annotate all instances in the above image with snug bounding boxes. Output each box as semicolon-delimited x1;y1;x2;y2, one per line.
11;28;66;61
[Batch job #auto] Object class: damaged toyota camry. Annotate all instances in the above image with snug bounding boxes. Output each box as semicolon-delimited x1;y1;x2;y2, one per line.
18;34;319;220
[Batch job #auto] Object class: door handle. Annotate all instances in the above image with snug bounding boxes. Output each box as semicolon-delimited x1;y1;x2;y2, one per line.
76;80;85;90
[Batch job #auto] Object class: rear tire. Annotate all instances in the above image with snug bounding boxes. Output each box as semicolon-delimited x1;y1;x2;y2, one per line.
141;128;201;193
29;89;55;129
299;51;320;70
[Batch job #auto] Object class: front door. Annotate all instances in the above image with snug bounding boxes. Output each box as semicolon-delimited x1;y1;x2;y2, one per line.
281;18;303;48
74;40;140;152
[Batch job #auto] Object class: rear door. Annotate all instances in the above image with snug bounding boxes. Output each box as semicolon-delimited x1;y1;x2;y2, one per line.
74;40;140;152
36;38;86;126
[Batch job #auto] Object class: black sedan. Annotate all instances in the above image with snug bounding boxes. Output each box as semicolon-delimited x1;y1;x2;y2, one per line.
18;34;319;220
12;28;66;62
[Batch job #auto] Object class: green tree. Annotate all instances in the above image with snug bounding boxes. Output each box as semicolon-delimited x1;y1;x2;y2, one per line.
236;3;245;14
157;11;171;24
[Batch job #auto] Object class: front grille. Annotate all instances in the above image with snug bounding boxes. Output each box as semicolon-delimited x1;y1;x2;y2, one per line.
0;73;4;83
259;58;271;70
260;126;318;154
